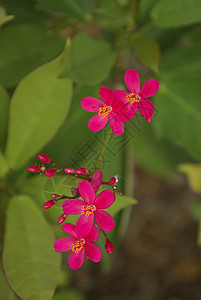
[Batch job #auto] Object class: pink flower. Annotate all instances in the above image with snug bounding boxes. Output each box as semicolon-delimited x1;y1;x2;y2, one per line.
90;170;103;193
114;69;159;122
62;180;115;236
81;86;128;136
54;223;102;270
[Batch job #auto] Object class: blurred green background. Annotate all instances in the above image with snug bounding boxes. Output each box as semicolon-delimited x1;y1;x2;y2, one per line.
0;0;201;299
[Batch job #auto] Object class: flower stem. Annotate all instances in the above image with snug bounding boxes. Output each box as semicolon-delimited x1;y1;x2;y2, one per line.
94;131;113;171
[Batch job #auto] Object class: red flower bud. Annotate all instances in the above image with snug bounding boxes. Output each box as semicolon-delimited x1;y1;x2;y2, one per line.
57;213;68;224
76;168;89;175
38;154;51;163
71;188;78;196
63;167;76;174
43;200;56;209
45;168;56;177
109;177;117;185
51;194;59;198
28;165;41;173
105;238;114;254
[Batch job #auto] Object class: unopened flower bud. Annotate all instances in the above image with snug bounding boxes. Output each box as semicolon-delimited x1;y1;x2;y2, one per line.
109;177;117;185
63;167;76;174
45;168;56;177
71;188;78;196
76;168;89;175
51;194;59;198
28;165;41;173
57;213;68;224
43;200;56;209
105;238;114;254
38;154;51;163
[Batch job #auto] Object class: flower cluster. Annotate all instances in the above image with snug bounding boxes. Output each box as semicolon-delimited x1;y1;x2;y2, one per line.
28;155;120;270
28;69;159;270
81;69;159;135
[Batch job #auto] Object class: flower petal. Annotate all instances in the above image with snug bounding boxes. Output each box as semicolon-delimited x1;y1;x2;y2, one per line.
90;170;103;193
99;86;114;106
81;97;105;112
124;69;140;94
62;199;84;214
85;242;102;262
76;213;94;237
85;225;99;242
95;210;115;232
68;248;85;270
95;190;115;209
138;99;154;122
140;79;159;99
112;90;128;104
78;180;95;205
111;98;132;122
109;114;124;136
53;237;76;252
88;114;108;132
61;223;79;239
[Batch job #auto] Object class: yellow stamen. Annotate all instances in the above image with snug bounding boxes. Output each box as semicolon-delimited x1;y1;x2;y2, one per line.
126;93;140;104
98;106;112;118
71;239;85;253
81;205;94;217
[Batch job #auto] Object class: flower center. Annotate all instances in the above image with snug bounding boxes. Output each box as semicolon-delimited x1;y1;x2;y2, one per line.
98;106;112;118
71;238;85;253
126;93;141;104
81;204;96;217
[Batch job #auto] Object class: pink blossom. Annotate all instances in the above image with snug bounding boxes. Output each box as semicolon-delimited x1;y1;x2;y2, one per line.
90;170;103;193
114;69;159;123
54;223;102;270
81;86;128;136
62;180;115;236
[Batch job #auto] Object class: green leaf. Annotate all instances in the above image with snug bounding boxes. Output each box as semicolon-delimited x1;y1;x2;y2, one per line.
0;85;9;150
5;43;73;169
178;163;201;194
151;0;201;28
129;120;193;178
2;195;61;300
107;193;137;217
0;6;14;26
60;33;116;85
198;222;201;245
154;46;201;161
155;77;201;160
0;151;8;178
42;83;99;166
36;0;94;22
2;0;49;25
0;24;65;87
0;267;16;300
131;33;160;73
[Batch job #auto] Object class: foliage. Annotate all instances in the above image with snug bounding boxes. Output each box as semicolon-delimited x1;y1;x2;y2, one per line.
0;0;201;298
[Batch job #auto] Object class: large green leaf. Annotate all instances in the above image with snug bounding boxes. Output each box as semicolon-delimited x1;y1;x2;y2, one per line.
60;33;116;85
5;43;73;169
0;85;9;150
2;195;61;300
36;0;94;21
131;33;160;73
0;267;16;300
154;46;201;160
0;24;65;87
151;0;201;27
